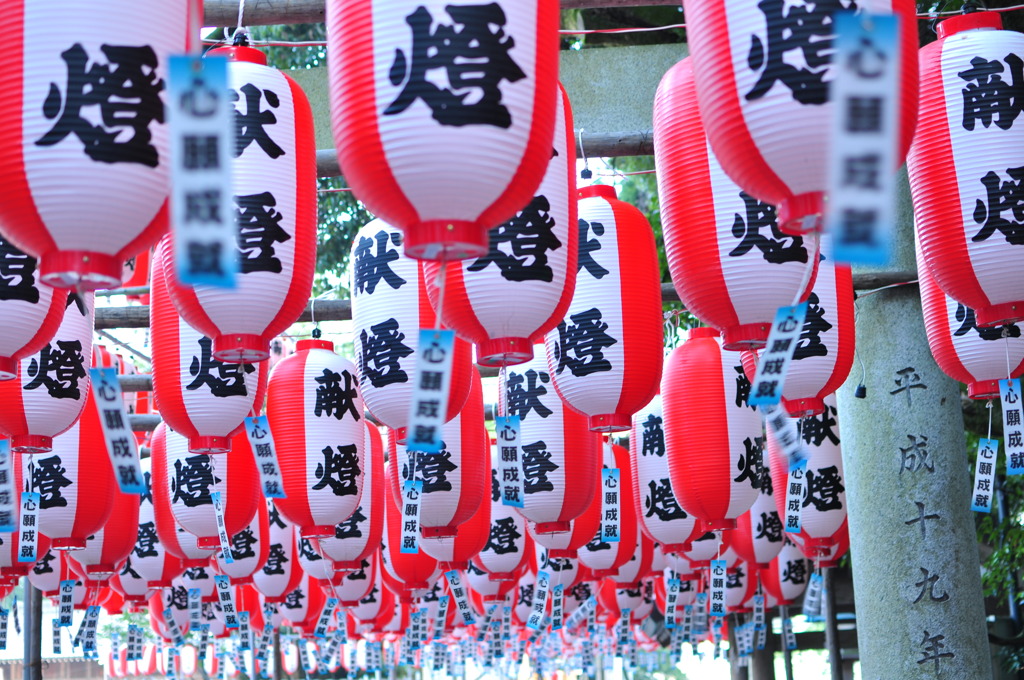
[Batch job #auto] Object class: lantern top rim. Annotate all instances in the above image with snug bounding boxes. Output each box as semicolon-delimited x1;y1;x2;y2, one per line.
688;327;721;340
296;339;335;352
206;45;268;66
936;10;1002;38
578;184;617;201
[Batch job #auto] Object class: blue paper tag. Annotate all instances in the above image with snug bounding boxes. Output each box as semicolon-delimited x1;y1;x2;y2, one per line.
245;415;286;498
495;416;524;508
748;303;809;407
1001;379;1024;475
406;329;456;454
971;438;999;513
600;467;621;543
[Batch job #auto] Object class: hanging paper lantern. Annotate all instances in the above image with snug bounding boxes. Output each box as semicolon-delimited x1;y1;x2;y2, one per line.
23;393;115;549
388;371;486;537
110;564;149;604
630;393;696;554
655;57;819;350
0;523;50;579
527;463;601;560
419;460;490;570
121;248;151;304
761;540;811;606
163;41;316;363
769;396;847;553
682;0;919;234
663;328;763;530
607;532;654;588
150;240;267;453
0;292;94;452
909;12;1024;326
26;548;61;596
918;248;1024;399
315;425;384;571
148;585;191;640
578;443;639;579
473;445;529;580
544;185;662;432
350;219;472;442
0;0;196;289
465;561;517;602
421;84;577;366
151;423;260;549
684;529;728;571
214;497;270;584
815;520;850;569
280;573;325;627
154;508;218;569
730;488;784;569
131;467;186;589
333;555;376;606
349;565;389;625
511;569;536;627
178;566;216;603
66;483;139;578
0;237;66;379
253;503;301;604
380;468;439;595
499;352;599;533
725;561;758;613
267;338;365;538
326;0;560;260
295;528;334;585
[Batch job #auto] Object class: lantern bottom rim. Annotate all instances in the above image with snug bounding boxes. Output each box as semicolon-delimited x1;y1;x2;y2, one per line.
188;436;231;454
777;191;824;236
700;518;736;531
228;576;253;585
533;521;571;535
589;414;631;432
968;380;1003;400
476;338;534;367
0;566;29;577
213;334;269;363
197;536;221;550
146;580;173;588
11;434;52;454
0;357;16;381
182;558;209;568
975;300;1024;328
486;572;518;582
722;323;770;351
658;543;689;555
85;564;116;577
547;549;576;560
300;525;335;539
440;560;468;572
803;536;836;551
51;537;86;550
332;559;366;572
402;220;489;261
40;250;122;291
784;397;825;418
421;525;458;539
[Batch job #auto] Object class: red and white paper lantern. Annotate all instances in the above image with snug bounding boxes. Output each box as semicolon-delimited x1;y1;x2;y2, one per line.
0;237;66;379
326;0;560;260
682;0;919;234
544;185;662;431
332;556;376;606
165;44;316;362
422;83;578;366
133;465;186;589
419;465;490;570
730;488;784;569
578;443;639;579
380;468;439;596
527;463;601;560
761;540;811;606
909;12;1024;326
0;524;50;579
214;496;270;584
0;0;195;289
268;338;365;537
473;444;529;580
67;483;139;578
253;503;302;603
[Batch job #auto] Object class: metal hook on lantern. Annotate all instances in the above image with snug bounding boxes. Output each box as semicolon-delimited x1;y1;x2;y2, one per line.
578;128;592;180
310;297;321;339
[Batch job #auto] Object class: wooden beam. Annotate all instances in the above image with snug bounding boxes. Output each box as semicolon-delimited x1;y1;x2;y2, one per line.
203;0;680;28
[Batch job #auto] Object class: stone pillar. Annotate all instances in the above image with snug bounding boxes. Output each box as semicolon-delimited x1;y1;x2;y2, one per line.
836;281;993;677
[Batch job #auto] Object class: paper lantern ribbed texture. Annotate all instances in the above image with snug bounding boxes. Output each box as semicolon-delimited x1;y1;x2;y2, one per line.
154;504;220;569
473;446;530;580
909;12;1024;327
349;565;389;624
655;56;819;350
761;540;810;606
267;338;365;538
544;185;662;432
421;83;578;366
419;464;490;570
151;423;260;550
466;561;516;602
25;393;115;549
918;243;1024;399
0;292;94;453
0;0;195;289
725;562;758;613
630;393;696;554
350;219;472;442
769;396;847;552
326;0;559;260
0;525;50;579
66;483;139;578
110;561;150;604
132;467;186;589
253;503;302;603
214;497;269;584
730;488;784;569
315;424;384;571
332;557;376;606
664;328;763;530
381;468;440;596
0;238;66;379
500;351;599;533
166;45;316;362
151;239;266;453
388;371;486;537
607;532;654;588
682;0;919;234
579;443;639;578
527;463;600;559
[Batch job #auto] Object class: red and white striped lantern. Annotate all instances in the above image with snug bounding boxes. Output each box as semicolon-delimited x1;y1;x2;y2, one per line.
527;463;600;560
630;393;696;554
315;424;384;571
0;292;94;453
349;566;389;625
121;248;151;304
682;0;919;234
151;239;266;453
512;569;535;626
725;562;758;613
909;12;1024;326
267;338;365;538
295;529;334;584
421;83;578;366
578;443;639;579
919;247;1024;399
769;396;847;553
499;351;600;533
27;549;64;596
388;371;486;537
380;468;439;596
24;393;115;549
178;566;215;602
544;185;662;432
730;488;784;569
419;465;490;570
0;0;196;289
214;496;270;584
149;587;191;641
466;561;517;602
473;444;530;580
0;237;66;379
332;556;376;606
0;524;50;579
655;56;819;350
154;507;216;569
132;466;186;589
350;219;472;442
152;423;260;550
761;540;810;606
663;328;763;529
66;483;139;578
165;44;316;362
110;564;150;605
607;532;654;588
326;0;560;260
253;503;302;603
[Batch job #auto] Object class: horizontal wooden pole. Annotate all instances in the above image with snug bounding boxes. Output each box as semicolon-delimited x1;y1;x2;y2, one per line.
204;0;680;28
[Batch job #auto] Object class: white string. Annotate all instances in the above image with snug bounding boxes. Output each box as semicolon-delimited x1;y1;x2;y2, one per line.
236;0;246;35
987;399;994;441
1004;326;1012;380
433;264;448;333
791;231;820;308
578;128;589;173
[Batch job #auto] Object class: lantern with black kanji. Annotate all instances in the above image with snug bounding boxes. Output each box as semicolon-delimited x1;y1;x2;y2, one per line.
0;0;196;289
0;526;50;580
0;292;94;453
332;556;377;606
380;468;439;597
730;488;784;569
350;219;472;443
909;12;1024;326
499;351;599;533
214;496;269;584
132;463;186;589
66;483;139;579
151;239;266;453
473;443;529;580
253;502;302;603
326;0;560;260
165;42;316;362
663;328;763;530
682;0;918;234
419;464;490;571
527;465;600;560
0;237;66;380
761;540;810;606
578;443;639;579
267;338;365;538
544;186;662;431
421;83;578;366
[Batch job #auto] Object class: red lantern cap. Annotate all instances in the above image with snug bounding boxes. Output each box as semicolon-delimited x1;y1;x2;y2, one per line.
688;327;721;339
937;11;1002;39
296;339;334;352
206;45;268;65
578;185;617;201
